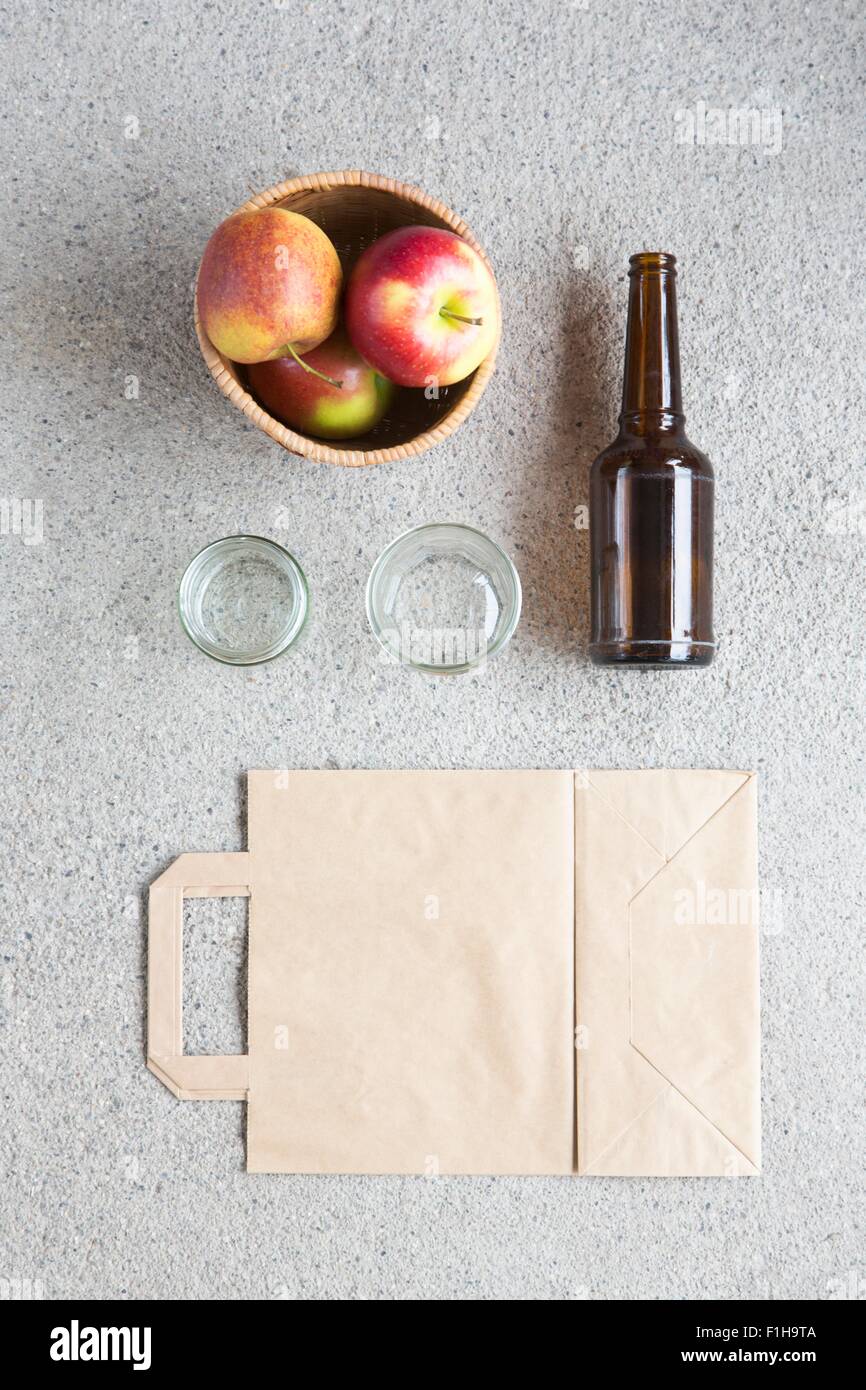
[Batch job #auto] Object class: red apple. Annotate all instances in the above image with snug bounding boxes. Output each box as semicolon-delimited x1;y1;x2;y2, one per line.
247;328;394;439
198;207;342;364
344;226;499;387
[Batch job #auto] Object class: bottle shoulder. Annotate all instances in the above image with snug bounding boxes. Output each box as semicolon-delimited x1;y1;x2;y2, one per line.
590;431;714;479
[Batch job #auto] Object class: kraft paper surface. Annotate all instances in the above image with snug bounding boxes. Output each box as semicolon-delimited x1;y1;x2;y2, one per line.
147;769;760;1176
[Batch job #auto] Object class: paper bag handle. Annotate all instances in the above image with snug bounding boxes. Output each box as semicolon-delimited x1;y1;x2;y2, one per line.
147;852;251;1100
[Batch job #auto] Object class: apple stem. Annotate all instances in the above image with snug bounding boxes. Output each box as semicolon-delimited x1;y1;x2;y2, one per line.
285;343;343;389
439;308;484;327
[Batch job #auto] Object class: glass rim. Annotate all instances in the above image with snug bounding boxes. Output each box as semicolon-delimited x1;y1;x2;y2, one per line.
177;534;309;666
365;521;522;674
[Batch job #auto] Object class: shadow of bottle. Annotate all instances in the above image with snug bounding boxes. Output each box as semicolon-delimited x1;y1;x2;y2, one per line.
507;269;620;662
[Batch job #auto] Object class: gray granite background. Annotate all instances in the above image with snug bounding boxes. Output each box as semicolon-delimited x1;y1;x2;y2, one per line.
1;0;863;1301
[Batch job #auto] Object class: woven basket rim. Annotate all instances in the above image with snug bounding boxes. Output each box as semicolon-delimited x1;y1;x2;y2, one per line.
194;170;500;468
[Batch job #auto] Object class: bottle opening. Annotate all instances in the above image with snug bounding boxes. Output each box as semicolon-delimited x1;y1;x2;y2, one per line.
629;251;677;274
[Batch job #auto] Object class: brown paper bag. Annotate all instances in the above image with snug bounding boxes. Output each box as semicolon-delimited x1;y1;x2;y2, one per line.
147;770;760;1176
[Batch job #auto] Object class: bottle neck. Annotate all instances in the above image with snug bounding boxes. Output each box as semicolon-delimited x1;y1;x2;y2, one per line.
619;252;685;436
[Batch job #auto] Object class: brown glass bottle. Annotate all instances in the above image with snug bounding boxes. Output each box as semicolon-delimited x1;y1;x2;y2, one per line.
589;252;715;667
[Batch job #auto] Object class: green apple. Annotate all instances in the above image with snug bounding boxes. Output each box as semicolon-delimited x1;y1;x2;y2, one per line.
247;327;394;439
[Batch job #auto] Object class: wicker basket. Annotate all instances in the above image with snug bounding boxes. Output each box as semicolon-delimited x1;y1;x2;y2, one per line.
194;170;501;467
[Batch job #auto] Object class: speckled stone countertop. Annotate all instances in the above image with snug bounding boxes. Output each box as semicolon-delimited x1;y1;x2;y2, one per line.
0;0;862;1301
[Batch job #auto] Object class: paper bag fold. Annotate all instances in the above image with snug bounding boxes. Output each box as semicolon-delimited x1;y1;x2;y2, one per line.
576;772;760;1176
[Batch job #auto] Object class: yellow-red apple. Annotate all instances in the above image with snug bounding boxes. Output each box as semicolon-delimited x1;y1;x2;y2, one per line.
197;207;342;365
247;328;394;440
344;226;498;387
